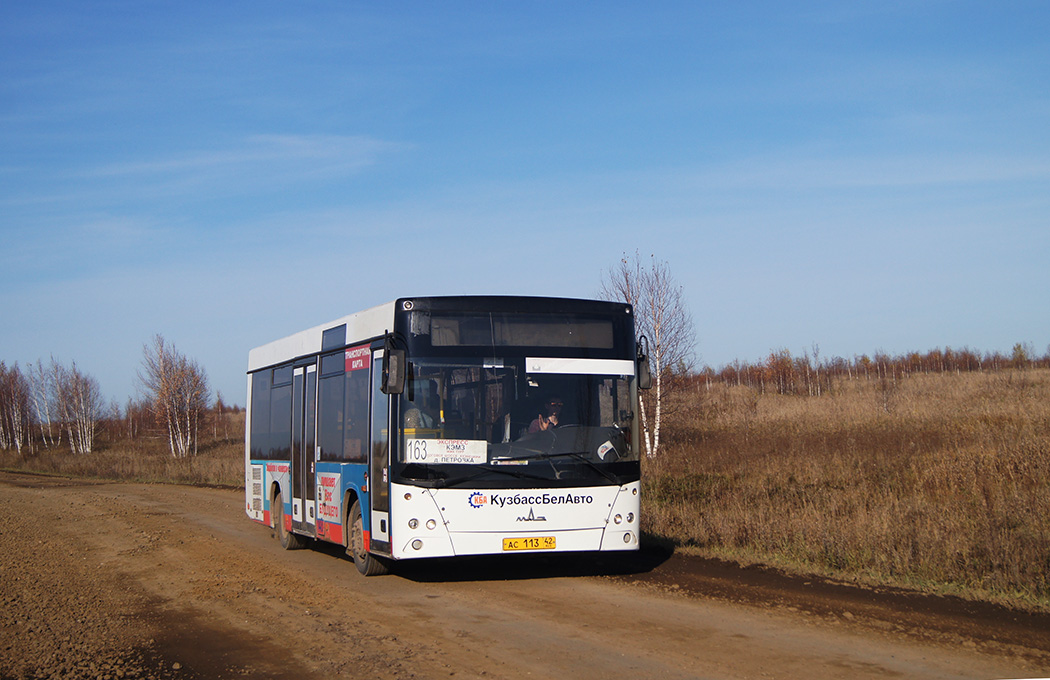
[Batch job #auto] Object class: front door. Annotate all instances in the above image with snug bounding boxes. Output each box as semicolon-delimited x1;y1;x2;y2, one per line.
369;349;391;553
291;364;317;535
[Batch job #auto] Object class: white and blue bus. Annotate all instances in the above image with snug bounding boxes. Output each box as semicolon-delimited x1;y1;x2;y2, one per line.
245;296;649;575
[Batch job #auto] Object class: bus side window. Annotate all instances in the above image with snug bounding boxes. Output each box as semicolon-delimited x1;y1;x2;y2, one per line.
344;366;369;461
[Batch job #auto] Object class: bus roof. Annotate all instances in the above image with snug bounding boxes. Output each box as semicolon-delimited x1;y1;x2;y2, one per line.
247;300;396;373
246;295;633;373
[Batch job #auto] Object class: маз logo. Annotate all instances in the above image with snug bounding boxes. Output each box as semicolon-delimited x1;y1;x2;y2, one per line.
516;507;547;522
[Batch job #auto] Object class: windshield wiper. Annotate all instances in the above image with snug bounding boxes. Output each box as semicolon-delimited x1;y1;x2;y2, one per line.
495;451;622;485
495;451;586;462
434;464;552;487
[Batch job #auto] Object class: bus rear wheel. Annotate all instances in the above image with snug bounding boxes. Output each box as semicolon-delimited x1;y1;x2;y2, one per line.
348;500;388;576
273;491;305;550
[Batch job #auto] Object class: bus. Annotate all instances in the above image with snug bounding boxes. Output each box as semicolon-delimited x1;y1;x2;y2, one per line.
244;296;650;575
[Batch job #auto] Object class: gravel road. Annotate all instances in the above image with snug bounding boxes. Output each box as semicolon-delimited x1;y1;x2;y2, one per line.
1;471;1047;679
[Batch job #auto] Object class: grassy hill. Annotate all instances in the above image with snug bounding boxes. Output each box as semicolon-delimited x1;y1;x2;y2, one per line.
646;368;1050;610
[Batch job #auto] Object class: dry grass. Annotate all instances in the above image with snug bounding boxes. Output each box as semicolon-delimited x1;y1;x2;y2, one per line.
0;413;245;488
645;368;1050;609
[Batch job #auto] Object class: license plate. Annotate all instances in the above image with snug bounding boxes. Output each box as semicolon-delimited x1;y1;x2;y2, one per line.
502;536;556;551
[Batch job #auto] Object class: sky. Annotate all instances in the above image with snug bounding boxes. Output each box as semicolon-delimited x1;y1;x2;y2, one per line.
2;1;1048;407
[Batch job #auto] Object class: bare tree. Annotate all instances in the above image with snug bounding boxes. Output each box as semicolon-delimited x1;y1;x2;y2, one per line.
0;362;33;456
123;396;152;440
3;358;102;455
139;335;210;458
52;360;104;454
214;391;232;442
600;251;695;457
27;359;59;448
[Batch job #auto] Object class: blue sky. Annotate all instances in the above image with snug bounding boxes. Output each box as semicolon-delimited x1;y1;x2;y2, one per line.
2;1;1048;407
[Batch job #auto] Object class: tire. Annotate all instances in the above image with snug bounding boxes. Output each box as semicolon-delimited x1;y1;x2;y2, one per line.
273;491;305;550
347;500;388;576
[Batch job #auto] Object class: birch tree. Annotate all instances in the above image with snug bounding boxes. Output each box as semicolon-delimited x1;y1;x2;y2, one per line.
53;361;104;454
28;359;59;448
600;251;695;458
0;362;33;456
214;392;232;442
123;397;151;440
139;335;210;458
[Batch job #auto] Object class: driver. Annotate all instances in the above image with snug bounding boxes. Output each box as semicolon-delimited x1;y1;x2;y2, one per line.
528;396;564;433
404;380;439;429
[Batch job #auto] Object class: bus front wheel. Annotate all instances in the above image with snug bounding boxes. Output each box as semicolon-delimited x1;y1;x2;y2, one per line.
273;491;305;550
348;500;389;576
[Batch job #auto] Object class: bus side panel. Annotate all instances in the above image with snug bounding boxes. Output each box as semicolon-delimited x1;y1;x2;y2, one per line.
314;462;368;546
246;463;265;523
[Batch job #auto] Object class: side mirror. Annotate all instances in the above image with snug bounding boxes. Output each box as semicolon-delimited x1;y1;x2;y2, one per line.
637;335;652;390
637;354;652;390
382;348;406;395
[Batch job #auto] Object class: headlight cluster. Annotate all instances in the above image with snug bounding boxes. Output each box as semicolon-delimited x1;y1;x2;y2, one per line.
613;511;637;544
408;516;440;549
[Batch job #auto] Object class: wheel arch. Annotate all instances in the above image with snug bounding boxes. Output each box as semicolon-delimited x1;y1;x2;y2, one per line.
342;488;360;546
269;481;283;527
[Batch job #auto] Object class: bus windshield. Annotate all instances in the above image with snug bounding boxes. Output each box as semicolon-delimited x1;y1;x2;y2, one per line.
395;356;639;488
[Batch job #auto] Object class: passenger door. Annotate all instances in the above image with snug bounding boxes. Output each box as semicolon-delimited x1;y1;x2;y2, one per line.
291;364;318;535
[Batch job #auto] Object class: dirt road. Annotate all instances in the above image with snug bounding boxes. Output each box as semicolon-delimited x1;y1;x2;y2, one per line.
2;471;1048;679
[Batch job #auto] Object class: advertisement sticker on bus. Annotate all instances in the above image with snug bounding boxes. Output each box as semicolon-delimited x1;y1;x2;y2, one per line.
345;344;370;372
317;472;342;523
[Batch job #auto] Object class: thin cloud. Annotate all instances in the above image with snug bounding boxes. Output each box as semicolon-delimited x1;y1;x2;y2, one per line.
89;134;404;179
692;152;1050;192
0;134;409;210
